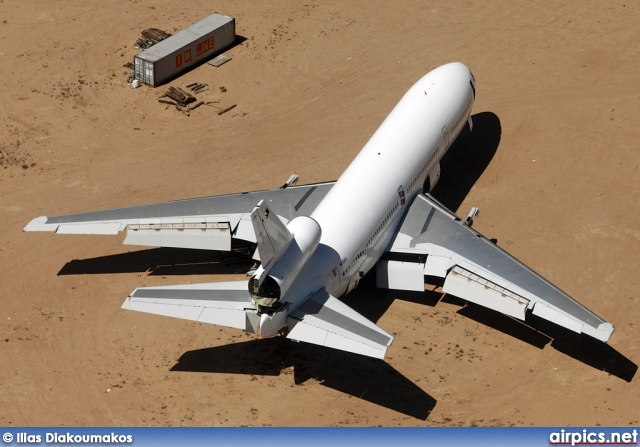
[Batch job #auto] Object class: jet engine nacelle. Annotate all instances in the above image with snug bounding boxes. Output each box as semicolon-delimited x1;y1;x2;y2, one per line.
249;215;322;310
423;161;441;194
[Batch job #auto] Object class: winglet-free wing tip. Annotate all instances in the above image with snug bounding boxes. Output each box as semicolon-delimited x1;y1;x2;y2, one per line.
582;322;614;343
595;322;615;343
23;216;55;232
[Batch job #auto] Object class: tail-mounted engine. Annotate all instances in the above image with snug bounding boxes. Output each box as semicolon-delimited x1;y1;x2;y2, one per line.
249;204;322;312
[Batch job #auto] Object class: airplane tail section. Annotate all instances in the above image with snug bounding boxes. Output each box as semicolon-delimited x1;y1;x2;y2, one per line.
250;200;294;266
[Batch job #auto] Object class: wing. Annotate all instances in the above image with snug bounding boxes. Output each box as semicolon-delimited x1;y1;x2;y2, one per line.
378;193;614;343
23;182;334;251
122;280;261;333
286;289;394;359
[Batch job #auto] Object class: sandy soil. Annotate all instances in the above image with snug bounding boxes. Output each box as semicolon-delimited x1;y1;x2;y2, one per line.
1;0;639;426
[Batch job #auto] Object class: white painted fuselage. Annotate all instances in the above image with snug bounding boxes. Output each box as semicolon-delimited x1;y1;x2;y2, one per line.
276;62;476;311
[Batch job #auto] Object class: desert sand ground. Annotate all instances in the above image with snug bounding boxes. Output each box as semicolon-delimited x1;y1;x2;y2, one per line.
1;0;639;426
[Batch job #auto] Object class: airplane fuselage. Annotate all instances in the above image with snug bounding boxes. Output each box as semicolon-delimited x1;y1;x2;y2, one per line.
274;62;476;313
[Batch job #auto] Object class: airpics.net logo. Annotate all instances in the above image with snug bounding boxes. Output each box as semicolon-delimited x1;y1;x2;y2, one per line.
549;429;638;446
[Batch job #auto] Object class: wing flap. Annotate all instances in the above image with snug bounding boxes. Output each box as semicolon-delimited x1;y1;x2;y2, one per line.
443;265;530;320
376;260;425;292
287;289;394;359
122;280;258;332
124;221;231;250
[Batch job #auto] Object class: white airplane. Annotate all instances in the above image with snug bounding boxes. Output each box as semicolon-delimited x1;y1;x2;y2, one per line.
24;62;614;359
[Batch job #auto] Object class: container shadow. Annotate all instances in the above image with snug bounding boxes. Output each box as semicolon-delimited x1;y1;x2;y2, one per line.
171;336;436;420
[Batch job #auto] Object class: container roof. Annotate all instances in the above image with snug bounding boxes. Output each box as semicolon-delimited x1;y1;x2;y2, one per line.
136;13;234;62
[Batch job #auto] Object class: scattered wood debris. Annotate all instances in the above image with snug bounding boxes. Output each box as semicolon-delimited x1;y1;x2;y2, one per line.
217;104;236;115
134;28;172;49
142;28;172;44
156;84;237;116
188;101;204;112
175;105;189;116
134;39;153;50
205;102;236;115
162;86;196;107
187;83;209;94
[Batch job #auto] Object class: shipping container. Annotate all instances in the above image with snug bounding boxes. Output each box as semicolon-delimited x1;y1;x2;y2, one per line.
134;13;235;87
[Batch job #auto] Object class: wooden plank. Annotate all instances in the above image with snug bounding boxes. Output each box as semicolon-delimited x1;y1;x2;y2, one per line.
207;55;232;67
217;104;237;115
188;101;204;112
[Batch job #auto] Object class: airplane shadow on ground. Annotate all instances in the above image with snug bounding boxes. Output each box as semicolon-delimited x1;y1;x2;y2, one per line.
171;336;436;420
57;242;256;276
456;302;637;382
433;111;502;213
56;110;635;418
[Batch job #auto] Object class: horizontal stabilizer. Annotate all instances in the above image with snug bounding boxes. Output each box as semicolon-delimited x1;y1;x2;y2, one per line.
122;280;260;333
287;289;394;359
